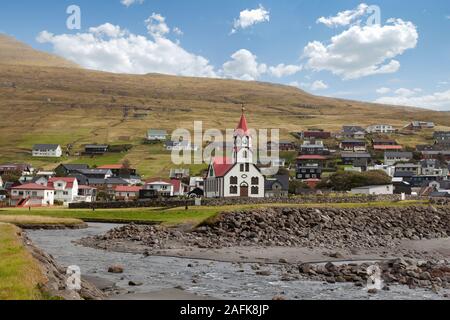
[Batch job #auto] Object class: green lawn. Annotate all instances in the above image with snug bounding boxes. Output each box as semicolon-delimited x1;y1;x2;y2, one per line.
0;223;46;300
0;200;429;227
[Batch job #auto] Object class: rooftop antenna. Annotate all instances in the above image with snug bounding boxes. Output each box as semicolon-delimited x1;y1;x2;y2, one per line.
241;103;246;114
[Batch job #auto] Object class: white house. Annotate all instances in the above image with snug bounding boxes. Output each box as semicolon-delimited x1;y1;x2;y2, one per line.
205;110;265;198
147;129;168;142
144;179;175;197
366;124;396;134
350;185;394;195
32;144;62;158
384;152;413;166
47;177;79;204
10;183;54;207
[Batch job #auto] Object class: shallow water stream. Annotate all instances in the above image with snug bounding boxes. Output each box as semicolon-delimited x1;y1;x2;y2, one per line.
27;223;448;300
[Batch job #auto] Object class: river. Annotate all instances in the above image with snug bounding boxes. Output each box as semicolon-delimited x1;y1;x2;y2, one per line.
27;223;448;300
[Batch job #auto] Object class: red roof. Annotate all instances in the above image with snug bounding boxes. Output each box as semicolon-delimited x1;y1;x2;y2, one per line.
12;183;54;191
48;177;76;189
170;179;182;193
98;164;127;170
235;112;250;136
297;155;327;161
114;186;142;193
145;178;173;185
212;157;234;177
373;145;403;150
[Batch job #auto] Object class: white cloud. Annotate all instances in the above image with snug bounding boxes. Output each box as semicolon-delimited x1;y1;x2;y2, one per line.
268;64;302;78
303;18;418;79
221;49;267;80
232;5;270;34
375;88;450;111
121;0;144;7
145;13;170;38
310;80;329;91
173;27;184;36
317;3;369;28
376;87;391;94
36;21;216;77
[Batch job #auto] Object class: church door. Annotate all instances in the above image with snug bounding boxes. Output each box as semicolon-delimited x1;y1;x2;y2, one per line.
240;183;249;197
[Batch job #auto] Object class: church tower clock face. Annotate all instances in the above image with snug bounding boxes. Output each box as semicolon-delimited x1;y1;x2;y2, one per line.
242;136;249;147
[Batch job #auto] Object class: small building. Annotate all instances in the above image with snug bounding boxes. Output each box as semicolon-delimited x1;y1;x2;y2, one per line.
300;140;329;155
342;126;366;138
350;185;394;195
268;140;296;151
296;155;326;180
420;159;449;177
32;144;62;158
384;151;413;166
301;129;331;140
165;141;199;152
367;164;396;177
76;185;97;203
341;152;371;167
114;186;142;201
146;129;168;142
366;124;396;134
97;164;137;177
76;169;113;180
393;181;412;195
395;163;420;176
9;183;55;207
404;121;435;131
84;144;109;155
433;131;450;144
264;175;289;198
55;164;89;176
0;163;34;176
340;140;366;152
169;168;190;180
47;177;79;204
143;178;175;197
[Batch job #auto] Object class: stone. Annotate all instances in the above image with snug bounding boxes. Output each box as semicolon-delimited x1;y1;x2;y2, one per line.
108;265;124;274
128;281;143;286
256;270;272;276
368;289;378;294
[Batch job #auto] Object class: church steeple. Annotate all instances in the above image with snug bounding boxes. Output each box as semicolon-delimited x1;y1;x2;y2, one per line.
235;104;249;136
233;104;253;164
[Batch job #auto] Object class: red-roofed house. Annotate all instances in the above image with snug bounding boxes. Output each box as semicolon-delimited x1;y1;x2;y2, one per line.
114;185;142;201
205;109;265;198
48;177;79;204
10;183;54;207
144;178;175;197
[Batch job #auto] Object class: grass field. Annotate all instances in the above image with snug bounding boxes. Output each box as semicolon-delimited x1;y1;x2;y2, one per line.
0;215;85;228
0;223;46;300
0;200;429;226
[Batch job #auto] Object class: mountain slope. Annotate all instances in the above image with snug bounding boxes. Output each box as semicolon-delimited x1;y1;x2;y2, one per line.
0;34;78;68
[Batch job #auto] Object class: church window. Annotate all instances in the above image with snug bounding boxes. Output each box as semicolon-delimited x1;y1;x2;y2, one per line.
230;176;238;184
251;177;259;185
251;186;259;195
230;186;238;194
245;163;250;172
240;164;245;172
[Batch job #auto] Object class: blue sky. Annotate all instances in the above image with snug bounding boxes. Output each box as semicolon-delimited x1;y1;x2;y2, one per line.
1;0;450;110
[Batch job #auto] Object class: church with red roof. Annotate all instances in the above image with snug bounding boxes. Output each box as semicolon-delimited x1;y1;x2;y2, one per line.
204;108;265;198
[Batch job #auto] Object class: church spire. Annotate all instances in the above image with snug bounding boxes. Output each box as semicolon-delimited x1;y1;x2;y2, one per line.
236;103;249;134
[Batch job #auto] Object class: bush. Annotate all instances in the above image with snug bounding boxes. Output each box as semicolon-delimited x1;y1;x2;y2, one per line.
321;170;391;191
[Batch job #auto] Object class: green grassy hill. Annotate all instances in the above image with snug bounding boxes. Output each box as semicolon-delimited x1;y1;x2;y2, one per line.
0;34;448;178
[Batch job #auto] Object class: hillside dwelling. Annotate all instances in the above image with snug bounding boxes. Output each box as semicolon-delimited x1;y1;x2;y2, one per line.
36;171;56;179
76;185;97;203
350;185;394;196
0;163;34;176
169;168;190;180
342;126;365;138
47;177;79;204
32;144;62;158
205;110;265;198
88;177;128;190
433;131;450;144
165;141;200;152
300;140;330;155
30;175;49;187
352;131;366;140
341;152;371;168
296;155;326;180
395;163;421;176
9;183;54;207
143;178;175;197
384;151;413;166
146;129;168;142
339;140;367;152
410;175;442;188
76;169;113;179
84;144;109;155
55;164;89;176
114;186;142;201
265;175;289;198
420;159;449;177
97;164;137;177
404;121;435;131
421;150;450;161
366;124;396;134
301;129;331;140
267;140;296;151
367;165;396;177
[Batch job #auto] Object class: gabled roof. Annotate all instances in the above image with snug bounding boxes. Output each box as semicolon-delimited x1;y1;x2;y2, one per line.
12;183;54;190
236;113;249;135
48;177;76;189
211;157;234;177
33;144;60;151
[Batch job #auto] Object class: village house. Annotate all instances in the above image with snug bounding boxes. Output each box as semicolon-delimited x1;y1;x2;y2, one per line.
300;129;331;140
433;131;450;146
165;141;200;152
394;163;421;176
366;124;396;134
97;164;137;177
372;139;403;151
339;140;367;152
55;164;89;176
9;183;54;207
169;168;190;180
350;185;394;196
146;129;168;142
296;155;326;180
420;159;449;177
384;151;413;166
47;177;79;204
267;140;296;151
76;185;97;203
421;150;450;161
84;144;109;155
114;185;142;201
300;139;329;155
188;177;204;197
367;164;396;178
32;144;62;158
341;152;371;169
342;126;366;138
205;110;265;198
404;121;435;131
264;175;289;198
143;178;175;197
76;168;113;180
0;163;33;176
88;177;128;197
